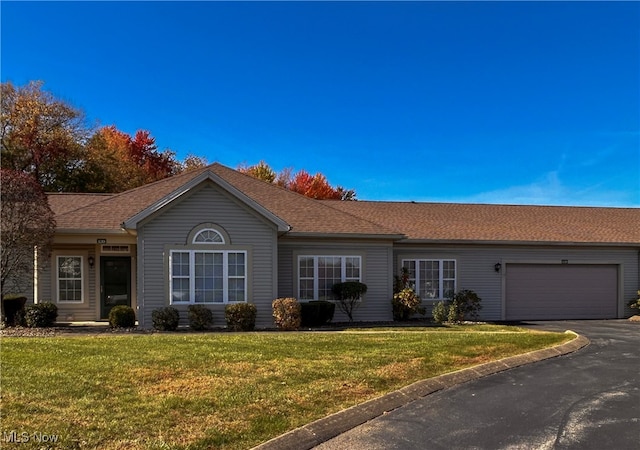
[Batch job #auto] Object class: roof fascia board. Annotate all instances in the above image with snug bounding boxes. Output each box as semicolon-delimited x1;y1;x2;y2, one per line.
394;239;639;247
284;232;406;240
56;229;129;235
122;170;291;232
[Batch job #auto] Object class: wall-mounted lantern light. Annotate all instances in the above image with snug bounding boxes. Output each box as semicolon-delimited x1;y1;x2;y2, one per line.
494;262;502;273
88;256;95;268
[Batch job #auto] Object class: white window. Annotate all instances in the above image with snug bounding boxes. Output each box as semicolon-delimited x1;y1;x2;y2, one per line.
169;250;246;304
193;229;225;244
57;256;84;303
402;259;456;300
298;256;361;301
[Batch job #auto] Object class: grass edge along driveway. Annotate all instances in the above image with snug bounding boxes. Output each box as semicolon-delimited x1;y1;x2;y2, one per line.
1;325;572;450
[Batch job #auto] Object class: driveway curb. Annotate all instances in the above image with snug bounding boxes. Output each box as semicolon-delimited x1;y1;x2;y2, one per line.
252;331;589;450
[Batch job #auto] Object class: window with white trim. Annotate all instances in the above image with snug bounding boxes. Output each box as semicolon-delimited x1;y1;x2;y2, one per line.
402;259;456;300
193;229;225;244
298;256;361;301
57;256;84;303
170;250;246;304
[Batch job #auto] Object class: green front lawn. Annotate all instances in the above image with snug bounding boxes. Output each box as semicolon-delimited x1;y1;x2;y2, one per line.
1;326;571;449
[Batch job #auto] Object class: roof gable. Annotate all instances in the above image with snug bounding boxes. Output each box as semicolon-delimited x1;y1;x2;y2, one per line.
51;164;398;237
121;169;291;232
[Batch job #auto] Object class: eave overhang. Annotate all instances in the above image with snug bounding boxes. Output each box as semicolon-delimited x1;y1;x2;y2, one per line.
393;238;640;247
282;232;406;241
55;229;129;235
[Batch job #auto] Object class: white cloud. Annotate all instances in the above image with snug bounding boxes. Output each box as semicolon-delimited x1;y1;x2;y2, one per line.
431;171;638;207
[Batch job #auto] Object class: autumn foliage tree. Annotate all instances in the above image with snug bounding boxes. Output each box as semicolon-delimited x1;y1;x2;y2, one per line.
1;81;87;191
180;154;209;172
0;169;56;297
238;161;356;200
1;80;187;193
82;126;179;192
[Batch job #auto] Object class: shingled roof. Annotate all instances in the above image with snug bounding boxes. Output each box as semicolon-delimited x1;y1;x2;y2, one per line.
323;200;640;245
48;164;399;237
47;163;640;244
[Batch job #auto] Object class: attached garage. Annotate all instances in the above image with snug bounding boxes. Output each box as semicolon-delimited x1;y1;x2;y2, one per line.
505;263;619;320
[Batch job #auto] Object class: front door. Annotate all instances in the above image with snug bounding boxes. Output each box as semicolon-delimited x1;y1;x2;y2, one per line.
101;257;131;319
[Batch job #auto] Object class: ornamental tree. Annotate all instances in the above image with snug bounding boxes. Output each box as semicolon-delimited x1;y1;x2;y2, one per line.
331;281;368;322
0;169;56;297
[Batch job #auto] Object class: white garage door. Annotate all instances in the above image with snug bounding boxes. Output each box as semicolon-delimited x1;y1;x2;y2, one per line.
505;264;618;320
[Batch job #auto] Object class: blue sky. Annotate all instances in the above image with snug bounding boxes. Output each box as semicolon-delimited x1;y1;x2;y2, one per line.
2;1;639;206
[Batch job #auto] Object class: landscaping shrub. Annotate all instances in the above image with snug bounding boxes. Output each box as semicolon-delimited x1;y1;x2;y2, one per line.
448;289;483;323
392;287;424;321
1;296;27;327
432;301;448;324
24;302;58;328
188;305;213;331
331;281;367;322
628;290;640;313
225;303;257;331
151;307;180;331
272;297;301;330
300;300;335;327
108;305;136;328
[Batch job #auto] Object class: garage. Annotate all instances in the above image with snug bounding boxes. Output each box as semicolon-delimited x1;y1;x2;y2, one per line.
505;263;618;320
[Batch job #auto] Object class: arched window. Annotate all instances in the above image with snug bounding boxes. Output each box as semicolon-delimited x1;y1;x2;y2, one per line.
193;229;225;244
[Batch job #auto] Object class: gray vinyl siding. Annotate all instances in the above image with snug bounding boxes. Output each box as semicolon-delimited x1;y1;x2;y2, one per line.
137;182;279;328
394;244;639;321
278;238;395;323
38;246;98;322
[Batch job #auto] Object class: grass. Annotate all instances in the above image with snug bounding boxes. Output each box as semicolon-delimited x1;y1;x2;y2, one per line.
0;325;572;449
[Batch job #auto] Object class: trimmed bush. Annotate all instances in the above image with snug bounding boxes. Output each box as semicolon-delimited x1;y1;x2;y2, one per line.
300;300;335;327
188;305;213;331
392;287;424;321
432;301;448;324
225;303;257;331
272;297;301;331
629;290;640;313
448;289;482;323
151;307;180;331
1;296;27;327
108;305;136;328
24;302;58;328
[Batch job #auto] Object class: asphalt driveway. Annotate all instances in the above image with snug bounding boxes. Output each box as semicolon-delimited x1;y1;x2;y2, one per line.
314;320;640;450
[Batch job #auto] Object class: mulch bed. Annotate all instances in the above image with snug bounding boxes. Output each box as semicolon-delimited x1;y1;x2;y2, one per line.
4;317;636;338
1;318;442;338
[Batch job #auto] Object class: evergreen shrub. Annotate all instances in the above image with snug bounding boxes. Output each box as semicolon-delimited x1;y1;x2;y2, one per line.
151;307;180;331
225;303;257;331
24;302;58;328
300;300;335;327
109;305;136;328
188;305;213;331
